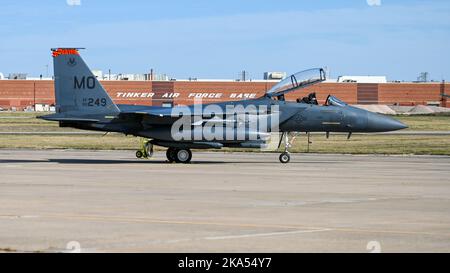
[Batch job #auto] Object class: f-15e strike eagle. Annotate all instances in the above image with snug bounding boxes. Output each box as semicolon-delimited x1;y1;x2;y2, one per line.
40;48;407;163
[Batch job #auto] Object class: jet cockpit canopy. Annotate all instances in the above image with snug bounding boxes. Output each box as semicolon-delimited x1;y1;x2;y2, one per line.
266;68;326;98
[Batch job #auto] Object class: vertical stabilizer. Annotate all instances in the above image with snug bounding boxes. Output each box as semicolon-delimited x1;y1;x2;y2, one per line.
52;48;120;115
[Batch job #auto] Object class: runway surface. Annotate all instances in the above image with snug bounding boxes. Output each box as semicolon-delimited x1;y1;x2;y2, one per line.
0;149;449;252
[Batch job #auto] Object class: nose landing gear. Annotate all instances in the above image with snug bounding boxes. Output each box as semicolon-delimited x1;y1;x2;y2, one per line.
278;132;300;163
279;152;290;163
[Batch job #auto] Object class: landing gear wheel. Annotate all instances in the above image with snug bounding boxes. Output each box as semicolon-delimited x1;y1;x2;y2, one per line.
145;142;154;158
175;149;192;164
279;152;290;164
166;148;177;163
135;150;143;158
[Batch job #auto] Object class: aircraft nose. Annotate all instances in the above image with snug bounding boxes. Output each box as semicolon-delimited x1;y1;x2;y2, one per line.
367;112;408;132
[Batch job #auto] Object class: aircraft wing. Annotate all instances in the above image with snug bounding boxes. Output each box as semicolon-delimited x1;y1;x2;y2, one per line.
119;106;206;125
266;68;326;98
119;106;280;126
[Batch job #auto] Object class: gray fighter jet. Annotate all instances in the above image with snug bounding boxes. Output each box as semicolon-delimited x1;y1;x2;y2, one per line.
40;48;407;163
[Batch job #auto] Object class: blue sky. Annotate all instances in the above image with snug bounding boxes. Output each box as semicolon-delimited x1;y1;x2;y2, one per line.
0;0;449;81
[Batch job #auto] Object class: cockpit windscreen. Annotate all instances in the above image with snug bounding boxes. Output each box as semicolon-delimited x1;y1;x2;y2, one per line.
266;68;326;97
325;95;348;107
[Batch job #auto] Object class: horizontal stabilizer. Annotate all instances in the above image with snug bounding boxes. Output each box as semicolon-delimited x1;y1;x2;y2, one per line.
38;114;99;122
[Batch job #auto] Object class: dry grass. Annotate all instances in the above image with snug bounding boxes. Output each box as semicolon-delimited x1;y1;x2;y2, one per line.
0;111;449;155
396;114;450;131
288;134;450;155
0;134;139;150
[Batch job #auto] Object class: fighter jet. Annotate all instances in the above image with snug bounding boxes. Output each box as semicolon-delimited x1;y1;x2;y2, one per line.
40;48;407;163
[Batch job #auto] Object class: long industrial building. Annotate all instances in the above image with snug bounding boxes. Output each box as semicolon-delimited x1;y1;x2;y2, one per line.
0;78;449;110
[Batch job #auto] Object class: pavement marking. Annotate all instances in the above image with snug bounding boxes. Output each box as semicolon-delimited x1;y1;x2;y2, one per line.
93;230;333;252
1;165;24;168
0;215;39;219
15;213;450;238
204;229;332;240
29;213;326;231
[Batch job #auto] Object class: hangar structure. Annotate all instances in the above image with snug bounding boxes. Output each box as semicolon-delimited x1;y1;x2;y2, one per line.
0;78;448;110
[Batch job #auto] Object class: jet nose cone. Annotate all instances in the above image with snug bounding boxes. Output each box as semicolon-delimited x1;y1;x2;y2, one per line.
367;113;408;132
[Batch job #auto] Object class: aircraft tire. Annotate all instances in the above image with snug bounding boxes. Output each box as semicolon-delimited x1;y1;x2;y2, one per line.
175;149;192;164
136;150;143;158
166;148;177;163
279;152;290;164
145;142;154;157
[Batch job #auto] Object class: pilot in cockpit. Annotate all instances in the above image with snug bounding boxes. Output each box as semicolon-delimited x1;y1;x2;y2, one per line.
297;92;318;105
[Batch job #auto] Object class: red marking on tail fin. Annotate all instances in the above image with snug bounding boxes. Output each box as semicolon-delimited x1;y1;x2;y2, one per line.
52;48;79;57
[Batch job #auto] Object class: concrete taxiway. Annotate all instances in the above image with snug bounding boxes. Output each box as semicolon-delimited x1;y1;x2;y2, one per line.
0;149;449;252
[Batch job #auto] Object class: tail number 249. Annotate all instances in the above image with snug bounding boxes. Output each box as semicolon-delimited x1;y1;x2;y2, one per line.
83;98;107;107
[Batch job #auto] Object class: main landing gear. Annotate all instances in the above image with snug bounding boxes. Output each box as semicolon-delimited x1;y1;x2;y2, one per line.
135;138;192;164
166;147;192;163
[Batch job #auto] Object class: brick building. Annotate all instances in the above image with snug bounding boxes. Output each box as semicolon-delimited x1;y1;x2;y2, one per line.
0;79;448;110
